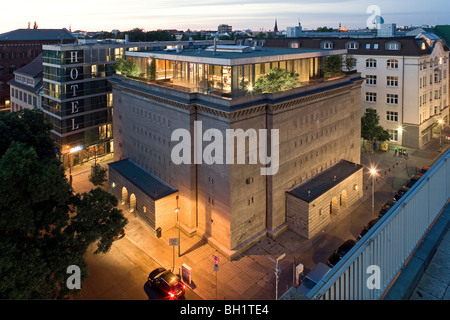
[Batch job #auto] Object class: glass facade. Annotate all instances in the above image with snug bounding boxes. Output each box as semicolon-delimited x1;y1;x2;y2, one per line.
127;53;326;97
42;45;121;159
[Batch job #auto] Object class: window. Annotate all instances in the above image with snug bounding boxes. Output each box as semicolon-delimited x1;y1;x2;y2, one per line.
366;58;377;68
386;41;400;50
387;94;399;105
374;43;379;50
366;75;377;85
387;59;399;69
321;41;333;49
366;92;377;103
387;76;399;87
365;43;371;50
386;111;398;122
346;41;359;49
387;129;398;141
289;41;300;48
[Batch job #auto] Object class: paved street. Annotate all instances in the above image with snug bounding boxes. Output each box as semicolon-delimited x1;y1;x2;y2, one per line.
68;128;450;300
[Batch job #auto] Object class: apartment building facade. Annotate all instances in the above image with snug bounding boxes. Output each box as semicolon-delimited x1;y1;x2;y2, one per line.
265;35;450;149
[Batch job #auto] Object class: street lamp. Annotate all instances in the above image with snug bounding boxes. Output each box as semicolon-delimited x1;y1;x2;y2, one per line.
269;253;285;300
370;168;377;215
175;205;181;257
438;119;444;149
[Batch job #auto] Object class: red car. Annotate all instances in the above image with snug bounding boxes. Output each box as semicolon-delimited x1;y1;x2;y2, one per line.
418;166;430;177
148;267;185;299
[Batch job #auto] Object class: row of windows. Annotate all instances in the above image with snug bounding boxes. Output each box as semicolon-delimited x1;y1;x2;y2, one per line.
366;75;399;87
365;92;399;105
317;41;399;51
420;56;447;70
0;49;40;60
132;106;172;128
365;58;399;69
11;88;38;107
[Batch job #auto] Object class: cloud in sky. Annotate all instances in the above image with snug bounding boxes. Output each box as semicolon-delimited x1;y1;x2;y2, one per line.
0;0;449;33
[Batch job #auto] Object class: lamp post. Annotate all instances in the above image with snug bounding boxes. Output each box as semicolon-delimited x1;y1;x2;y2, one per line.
370;168;377;215
438;119;443;149
269;253;285;300
175;195;181;257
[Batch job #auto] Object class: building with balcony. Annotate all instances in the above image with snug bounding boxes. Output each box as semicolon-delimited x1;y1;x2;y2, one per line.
264;33;450;149
109;45;364;259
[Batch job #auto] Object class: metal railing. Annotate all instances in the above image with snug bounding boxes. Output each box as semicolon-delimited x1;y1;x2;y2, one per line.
307;148;450;300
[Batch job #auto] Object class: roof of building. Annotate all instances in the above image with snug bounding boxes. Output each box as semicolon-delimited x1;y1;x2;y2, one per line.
286;160;363;203
126;46;346;66
264;36;449;56
108;158;178;201
0;28;75;41
14;53;43;78
433;25;450;47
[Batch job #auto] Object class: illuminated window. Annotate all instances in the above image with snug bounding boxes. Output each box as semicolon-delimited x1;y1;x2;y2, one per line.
387;59;399;69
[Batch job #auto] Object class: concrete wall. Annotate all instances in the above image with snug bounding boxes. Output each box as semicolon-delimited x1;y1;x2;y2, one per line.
286;167;363;239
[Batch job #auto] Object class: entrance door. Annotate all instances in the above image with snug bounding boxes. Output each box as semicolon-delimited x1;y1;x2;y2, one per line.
121;187;128;205
129;193;136;213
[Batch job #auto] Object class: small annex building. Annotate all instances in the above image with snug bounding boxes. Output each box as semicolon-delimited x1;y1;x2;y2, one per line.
286;160;364;239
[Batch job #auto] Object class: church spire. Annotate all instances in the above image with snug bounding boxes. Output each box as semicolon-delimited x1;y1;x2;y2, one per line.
274;18;278;33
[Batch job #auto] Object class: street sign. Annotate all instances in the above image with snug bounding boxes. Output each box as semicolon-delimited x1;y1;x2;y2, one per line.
169;238;179;246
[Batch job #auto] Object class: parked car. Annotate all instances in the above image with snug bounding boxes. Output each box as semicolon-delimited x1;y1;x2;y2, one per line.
378;208;388;218
298;263;331;295
327;239;357;268
406;175;421;188
394;186;410;201
357;218;380;240
383;199;397;210
148;267;185;299
418;166;430;177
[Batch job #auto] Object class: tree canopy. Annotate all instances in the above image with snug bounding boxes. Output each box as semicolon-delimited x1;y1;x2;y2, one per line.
113;58;140;77
0;109;127;299
253;68;299;93
323;55;343;78
361;108;391;150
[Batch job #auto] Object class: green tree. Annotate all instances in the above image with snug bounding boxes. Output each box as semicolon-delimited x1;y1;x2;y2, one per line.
253;68;299;93
89;163;108;187
0;109;127;299
113;58;140;77
361;108;391;151
343;54;357;72
147;56;156;81
316;26;334;32
323;55;343;78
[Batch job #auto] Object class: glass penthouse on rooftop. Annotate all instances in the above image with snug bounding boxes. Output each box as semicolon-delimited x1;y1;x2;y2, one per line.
125;45;347;97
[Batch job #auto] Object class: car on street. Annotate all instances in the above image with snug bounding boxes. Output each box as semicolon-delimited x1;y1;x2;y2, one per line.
148;267;185;299
297;263;331;295
394;186;410;201
327;239;357;268
357;218;380;240
418;166;430;177
406;175;421;188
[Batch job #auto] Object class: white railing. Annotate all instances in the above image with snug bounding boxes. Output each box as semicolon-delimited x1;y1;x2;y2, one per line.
307;149;450;300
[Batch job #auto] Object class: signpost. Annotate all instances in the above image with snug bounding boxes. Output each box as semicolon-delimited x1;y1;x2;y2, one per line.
212;255;220;299
169;238;179;271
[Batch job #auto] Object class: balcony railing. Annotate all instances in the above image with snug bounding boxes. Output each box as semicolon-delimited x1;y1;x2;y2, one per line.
306;148;450;300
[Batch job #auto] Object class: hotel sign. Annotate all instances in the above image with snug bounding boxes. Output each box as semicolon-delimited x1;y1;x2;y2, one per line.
66;50;84;131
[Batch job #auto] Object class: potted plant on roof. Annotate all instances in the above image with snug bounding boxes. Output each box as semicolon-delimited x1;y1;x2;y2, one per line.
323;55;344;80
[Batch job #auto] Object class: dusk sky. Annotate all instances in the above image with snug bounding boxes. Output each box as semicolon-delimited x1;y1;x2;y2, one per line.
1;0;449;34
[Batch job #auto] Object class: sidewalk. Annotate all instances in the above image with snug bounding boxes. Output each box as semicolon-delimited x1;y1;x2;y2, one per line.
71;131;450;300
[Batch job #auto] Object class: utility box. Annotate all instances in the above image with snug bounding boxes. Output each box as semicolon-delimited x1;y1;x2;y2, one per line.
295;263;304;286
182;263;192;285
